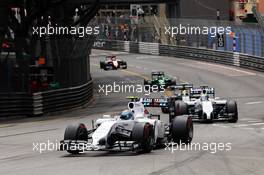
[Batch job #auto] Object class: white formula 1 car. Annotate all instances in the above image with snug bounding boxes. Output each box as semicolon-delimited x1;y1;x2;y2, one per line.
60;97;193;154
100;55;127;70
173;86;238;123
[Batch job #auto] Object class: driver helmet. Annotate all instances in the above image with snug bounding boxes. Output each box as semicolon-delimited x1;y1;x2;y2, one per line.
111;56;116;61
120;110;134;120
182;90;187;96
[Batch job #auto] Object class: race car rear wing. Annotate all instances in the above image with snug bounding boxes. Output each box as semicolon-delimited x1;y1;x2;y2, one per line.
151;71;165;76
141;98;168;107
126;96;141;102
190;86;215;98
127;96;168;107
127;96;176;122
169;83;193;91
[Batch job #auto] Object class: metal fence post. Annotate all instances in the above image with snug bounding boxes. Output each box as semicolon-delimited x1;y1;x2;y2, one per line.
252;34;255;56
262;35;264;57
238;33;242;53
243;33;246;54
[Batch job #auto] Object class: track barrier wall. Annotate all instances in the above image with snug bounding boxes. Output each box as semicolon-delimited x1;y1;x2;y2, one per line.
93;39;264;72
0;80;93;117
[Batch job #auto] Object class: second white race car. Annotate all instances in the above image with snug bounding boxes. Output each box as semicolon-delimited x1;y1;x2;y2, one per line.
173;86;238;123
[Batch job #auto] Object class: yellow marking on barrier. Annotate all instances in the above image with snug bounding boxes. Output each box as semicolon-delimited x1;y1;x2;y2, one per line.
91;63;100;67
180;80;189;84
121;69;149;80
164;89;174;97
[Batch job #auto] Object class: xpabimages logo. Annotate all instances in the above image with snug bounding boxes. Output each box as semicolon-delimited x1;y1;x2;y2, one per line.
165;141;232;154
165;24;232;38
98;82;165;96
32;140;98;153
32;24;100;37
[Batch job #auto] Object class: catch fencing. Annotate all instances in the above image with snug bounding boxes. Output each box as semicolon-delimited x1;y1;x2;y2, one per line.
95;17;264;58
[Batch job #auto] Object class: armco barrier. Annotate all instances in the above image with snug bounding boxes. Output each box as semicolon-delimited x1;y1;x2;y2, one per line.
0;81;93;117
41;81;93;113
93;39;264;72
239;54;264;72
0;93;33;117
159;45;234;66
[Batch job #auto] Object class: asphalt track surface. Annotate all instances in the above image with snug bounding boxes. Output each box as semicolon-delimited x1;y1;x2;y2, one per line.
1;49;264;175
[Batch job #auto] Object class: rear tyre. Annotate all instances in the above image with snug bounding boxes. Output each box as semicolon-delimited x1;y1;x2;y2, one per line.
132;123;154;153
155;138;166;149
64;123;88;154
122;62;127;69
100;62;104;69
161;107;169;114
175;101;188;116
226;100;238;123
144;80;150;91
171;115;193;144
171;79;177;86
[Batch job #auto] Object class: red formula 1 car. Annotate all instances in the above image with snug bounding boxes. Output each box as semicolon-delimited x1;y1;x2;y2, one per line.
100;56;127;70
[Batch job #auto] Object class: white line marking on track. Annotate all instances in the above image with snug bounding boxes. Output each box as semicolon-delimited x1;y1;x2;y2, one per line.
220;125;228;128
257;73;264;78
245;101;263;105
212;124;228;128
234;123;264;127
239;118;253;121
197;62;256;76
243;128;255;130
248;120;262;123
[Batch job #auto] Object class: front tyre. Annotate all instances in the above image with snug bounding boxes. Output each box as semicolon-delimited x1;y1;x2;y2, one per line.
175;101;188;116
122;62;127;69
161;107;169;114
226;100;238;123
64;123;88;154
132;123;154;153
171;115;193;144
103;65;109;71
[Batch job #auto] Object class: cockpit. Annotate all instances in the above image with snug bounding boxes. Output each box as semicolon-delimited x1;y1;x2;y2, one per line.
200;94;209;101
111;56;116;61
152;73;164;80
120;110;134;120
